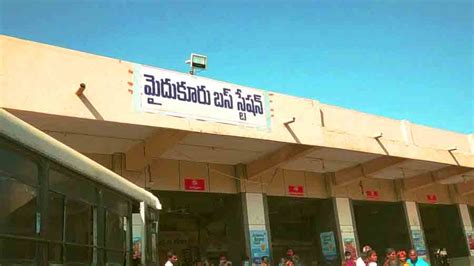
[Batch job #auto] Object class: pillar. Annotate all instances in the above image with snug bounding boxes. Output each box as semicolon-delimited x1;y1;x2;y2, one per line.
237;165;271;265
242;193;271;264
458;204;474;256
334;198;359;259
403;201;428;258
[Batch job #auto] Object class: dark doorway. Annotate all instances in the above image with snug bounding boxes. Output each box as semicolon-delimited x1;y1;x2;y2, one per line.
156;191;245;266
353;201;411;263
268;197;340;266
419;204;469;259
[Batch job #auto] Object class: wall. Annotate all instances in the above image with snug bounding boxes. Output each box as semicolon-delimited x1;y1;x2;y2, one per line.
85;153;463;205
332;178;398;202
404;183;454;204
86;153;329;198
1;35;472;168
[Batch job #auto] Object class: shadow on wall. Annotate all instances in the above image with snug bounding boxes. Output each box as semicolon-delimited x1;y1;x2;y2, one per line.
79;94;104;120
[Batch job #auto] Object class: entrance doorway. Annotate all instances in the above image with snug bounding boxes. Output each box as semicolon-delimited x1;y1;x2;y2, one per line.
419;204;469;260
268;197;340;266
156;191;245;266
353;201;411;263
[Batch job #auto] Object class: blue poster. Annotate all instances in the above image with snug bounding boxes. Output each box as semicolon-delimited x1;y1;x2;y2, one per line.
412;229;427;256
250;230;270;264
320;231;337;261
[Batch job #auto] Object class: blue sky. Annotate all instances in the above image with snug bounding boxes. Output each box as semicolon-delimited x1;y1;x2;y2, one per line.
1;0;473;133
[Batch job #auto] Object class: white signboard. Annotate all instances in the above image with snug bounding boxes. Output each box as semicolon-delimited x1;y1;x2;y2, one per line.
134;64;271;129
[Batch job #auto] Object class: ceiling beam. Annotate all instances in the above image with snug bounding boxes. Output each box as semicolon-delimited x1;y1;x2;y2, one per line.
246;144;315;179
334;156;406;186
456;179;474;196
404;166;472;191
125;129;188;171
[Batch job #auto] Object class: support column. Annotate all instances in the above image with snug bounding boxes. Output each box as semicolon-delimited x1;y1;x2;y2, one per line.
458;204;474;256
242;193;271;264
334;198;358;260
237;165;271;265
404;202;428;258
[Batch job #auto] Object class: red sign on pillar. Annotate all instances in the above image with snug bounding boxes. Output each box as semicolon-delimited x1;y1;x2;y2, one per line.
184;178;206;191
426;194;437;203
288;185;304;196
366;190;379;200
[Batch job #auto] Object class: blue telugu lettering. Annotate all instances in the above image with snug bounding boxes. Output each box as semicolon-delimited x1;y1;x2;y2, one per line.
160;78;176;99
235;89;245;111
175;81;187;101
197;85;211;105
144;74;159;96
143;74;263;116
186;86;198;102
223;88;233;109
213;88;233;109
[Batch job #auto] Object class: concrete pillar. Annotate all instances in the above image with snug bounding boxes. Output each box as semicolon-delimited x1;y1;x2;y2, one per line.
237;165;271;265
242;193;271;264
334;198;359;259
404;202;428;258
458;204;474;256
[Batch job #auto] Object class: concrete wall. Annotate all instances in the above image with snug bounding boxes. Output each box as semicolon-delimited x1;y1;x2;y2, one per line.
411;124;471;153
1;35;472;168
332;178;398;201
403;183;454;204
321;104;406;143
85;153;466;206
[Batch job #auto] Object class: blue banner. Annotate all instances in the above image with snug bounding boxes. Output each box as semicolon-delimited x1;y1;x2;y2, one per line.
250;230;270;264
320;231;337;261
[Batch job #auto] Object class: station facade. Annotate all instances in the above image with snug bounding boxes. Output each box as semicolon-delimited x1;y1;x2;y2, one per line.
1;35;474;265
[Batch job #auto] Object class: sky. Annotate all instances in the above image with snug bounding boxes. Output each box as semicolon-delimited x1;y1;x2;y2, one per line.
1;0;473;133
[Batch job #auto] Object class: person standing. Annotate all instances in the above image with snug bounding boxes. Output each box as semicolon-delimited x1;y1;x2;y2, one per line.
278;258;286;266
344;251;356;266
407;249;429;266
285;258;295;266
356;245;372;266
383;248;398;266
366;250;378;266
165;251;178;266
282;248;300;266
397;250;409;266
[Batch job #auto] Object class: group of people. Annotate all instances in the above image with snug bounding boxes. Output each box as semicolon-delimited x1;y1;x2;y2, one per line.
165;251;233;266
345;245;429;266
277;248;300;266
164;246;430;266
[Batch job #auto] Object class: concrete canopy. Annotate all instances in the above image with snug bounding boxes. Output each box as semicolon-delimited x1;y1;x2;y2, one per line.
1;35;473;199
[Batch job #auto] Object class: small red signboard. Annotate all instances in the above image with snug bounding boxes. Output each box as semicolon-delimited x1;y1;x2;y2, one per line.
184;178;206;191
288;185;304;196
426;194;437;203
366;190;379;200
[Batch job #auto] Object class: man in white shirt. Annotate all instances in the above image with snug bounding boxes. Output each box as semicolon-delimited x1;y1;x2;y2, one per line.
356;245;372;266
165;251;178;266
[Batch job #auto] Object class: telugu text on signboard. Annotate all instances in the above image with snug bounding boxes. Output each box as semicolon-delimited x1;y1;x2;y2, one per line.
134;64;271;129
